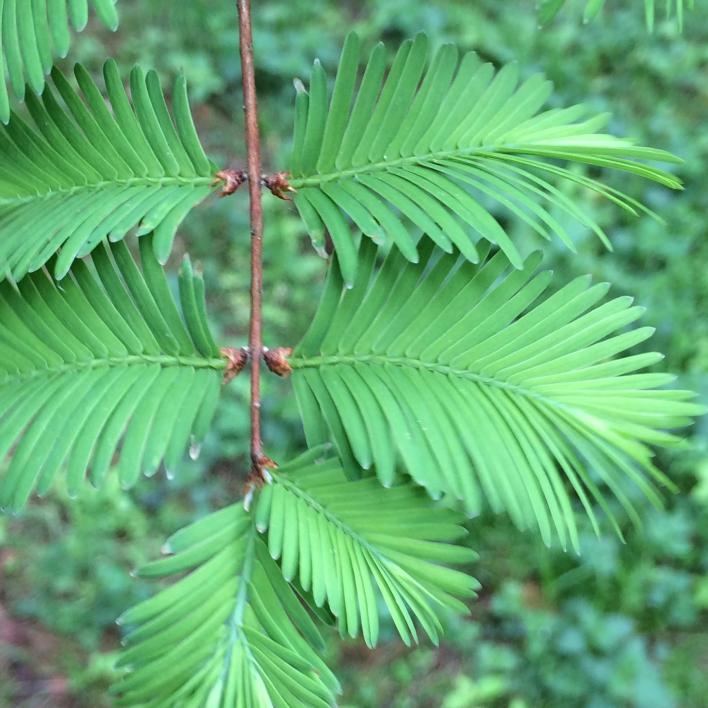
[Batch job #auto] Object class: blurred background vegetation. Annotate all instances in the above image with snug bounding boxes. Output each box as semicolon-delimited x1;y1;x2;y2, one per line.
1;1;707;706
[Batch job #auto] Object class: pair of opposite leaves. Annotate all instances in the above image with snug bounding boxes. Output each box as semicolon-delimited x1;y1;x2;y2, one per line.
0;30;699;544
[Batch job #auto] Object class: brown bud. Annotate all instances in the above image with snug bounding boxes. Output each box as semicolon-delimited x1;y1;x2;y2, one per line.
243;455;277;507
214;168;247;196
220;346;249;384
253;453;278;472
263;171;295;200
263;347;293;377
252;453;278;486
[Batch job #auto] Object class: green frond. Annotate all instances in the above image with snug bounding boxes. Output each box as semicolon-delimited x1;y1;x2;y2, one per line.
0;59;216;282
538;0;694;30
291;240;705;551
114;449;478;705
288;32;681;285
113;500;339;707
114;452;343;708
0;235;224;511
0;0;119;122
258;452;479;648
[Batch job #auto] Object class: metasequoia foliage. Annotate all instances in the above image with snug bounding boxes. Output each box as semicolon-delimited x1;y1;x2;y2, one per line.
0;61;214;281
0;0;119;122
289;32;679;282
538;0;694;29
0;2;702;705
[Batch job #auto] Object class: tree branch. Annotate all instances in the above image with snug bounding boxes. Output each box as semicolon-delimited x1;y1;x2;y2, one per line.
237;0;266;478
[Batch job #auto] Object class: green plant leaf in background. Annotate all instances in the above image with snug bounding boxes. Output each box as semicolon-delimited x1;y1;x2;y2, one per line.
0;59;217;282
0;0;120;122
257;451;479;648
114;449;478;705
288;32;681;285
0;235;224;511
290;239;705;551
538;0;695;30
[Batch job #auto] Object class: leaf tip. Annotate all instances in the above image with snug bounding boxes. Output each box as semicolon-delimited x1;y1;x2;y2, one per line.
188;441;202;460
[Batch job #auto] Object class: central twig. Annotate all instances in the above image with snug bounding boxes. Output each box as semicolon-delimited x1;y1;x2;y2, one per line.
237;0;266;479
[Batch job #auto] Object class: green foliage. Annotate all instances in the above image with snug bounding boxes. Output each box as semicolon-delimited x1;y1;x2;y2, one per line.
0;0;706;705
538;0;694;30
292;237;702;550
483;582;677;705
256;452;479;648
3;477;154;649
113;503;339;705
0;0;119;122
113;450;477;706
0;59;215;281
0;235;223;510
289;31;681;284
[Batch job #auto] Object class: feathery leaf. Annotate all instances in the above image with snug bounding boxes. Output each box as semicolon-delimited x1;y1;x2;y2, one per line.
291;240;704;551
0;235;224;510
114;449;478;705
0;0;119;122
258;451;479;648
289;33;681;285
538;0;694;30
113;499;339;707
0;60;216;282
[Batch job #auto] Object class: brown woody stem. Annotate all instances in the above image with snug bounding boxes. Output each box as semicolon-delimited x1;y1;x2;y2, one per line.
237;0;266;478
